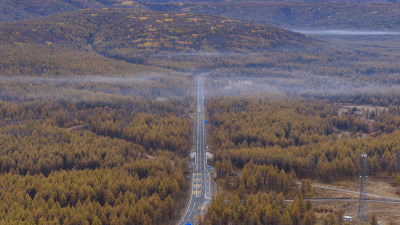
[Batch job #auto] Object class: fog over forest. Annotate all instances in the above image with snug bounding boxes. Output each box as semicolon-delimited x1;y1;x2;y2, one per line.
292;30;400;35
207;72;400;97
0;74;173;84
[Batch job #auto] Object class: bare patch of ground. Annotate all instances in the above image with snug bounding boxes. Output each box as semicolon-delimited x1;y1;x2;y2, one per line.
313;201;400;225
314;175;399;199
336;104;388;117
335;129;367;140
312;174;400;224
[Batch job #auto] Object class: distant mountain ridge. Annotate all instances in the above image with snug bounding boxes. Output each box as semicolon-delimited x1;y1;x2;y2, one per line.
1;0;399;23
0;0;147;22
145;1;400;29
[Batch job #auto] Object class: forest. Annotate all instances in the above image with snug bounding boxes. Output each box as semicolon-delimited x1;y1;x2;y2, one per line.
0;75;194;224
0;44;166;76
208;97;400;182
201;192;318;225
203;94;400;224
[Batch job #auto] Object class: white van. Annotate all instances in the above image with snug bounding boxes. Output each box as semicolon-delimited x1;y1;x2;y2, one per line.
343;216;352;222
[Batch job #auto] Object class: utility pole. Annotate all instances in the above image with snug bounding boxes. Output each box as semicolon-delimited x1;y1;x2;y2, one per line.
358;153;368;223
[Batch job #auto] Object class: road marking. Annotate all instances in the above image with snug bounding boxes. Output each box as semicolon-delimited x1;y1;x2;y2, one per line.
193;183;201;188
193;190;202;196
178;75;211;225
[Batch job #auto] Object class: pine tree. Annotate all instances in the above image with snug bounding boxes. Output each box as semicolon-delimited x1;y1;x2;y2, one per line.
369;212;378;225
323;213;336;225
303;210;316;225
281;209;293;225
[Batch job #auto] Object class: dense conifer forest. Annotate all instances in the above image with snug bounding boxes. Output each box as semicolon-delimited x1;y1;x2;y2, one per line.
1;0;400;224
208;97;400;181
0;75;194;224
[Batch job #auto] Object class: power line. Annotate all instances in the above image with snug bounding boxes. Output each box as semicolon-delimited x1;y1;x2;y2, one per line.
358;153;368;223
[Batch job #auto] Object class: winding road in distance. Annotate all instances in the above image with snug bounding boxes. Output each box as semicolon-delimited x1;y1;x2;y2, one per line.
178;75;211;225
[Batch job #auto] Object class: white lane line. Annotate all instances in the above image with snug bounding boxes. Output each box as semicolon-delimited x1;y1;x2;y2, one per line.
179;76;210;225
179;180;194;225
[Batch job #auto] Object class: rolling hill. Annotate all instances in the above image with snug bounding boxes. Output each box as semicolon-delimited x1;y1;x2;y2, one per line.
0;8;313;69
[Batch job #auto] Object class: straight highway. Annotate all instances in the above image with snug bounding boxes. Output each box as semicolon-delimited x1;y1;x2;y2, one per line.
178;75;211;225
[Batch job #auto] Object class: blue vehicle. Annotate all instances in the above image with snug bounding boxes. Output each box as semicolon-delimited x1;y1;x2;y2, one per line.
205;120;208;124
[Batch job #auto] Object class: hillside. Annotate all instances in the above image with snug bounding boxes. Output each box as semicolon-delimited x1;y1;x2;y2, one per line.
0;0;146;22
0;44;167;76
146;2;400;29
0;8;313;68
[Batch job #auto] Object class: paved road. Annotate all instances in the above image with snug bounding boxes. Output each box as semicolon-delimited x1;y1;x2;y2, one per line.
178;75;211;225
